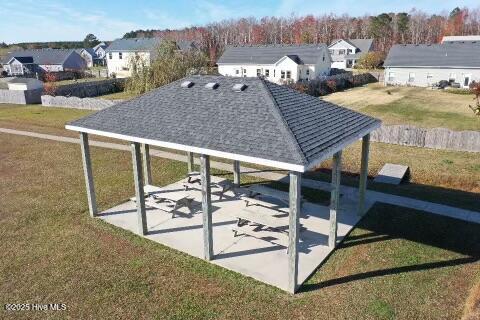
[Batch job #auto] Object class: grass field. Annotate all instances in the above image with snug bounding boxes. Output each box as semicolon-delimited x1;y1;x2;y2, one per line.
0;133;479;319
322;84;480;131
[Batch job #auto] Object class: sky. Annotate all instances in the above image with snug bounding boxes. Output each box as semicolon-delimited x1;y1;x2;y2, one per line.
0;0;478;43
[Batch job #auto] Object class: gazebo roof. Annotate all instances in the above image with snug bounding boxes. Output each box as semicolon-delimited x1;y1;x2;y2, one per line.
66;75;380;172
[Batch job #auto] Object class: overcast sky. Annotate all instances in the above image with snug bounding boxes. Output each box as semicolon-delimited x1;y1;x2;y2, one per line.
0;0;477;43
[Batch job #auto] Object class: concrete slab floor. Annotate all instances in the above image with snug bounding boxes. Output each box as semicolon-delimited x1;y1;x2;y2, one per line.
98;176;367;292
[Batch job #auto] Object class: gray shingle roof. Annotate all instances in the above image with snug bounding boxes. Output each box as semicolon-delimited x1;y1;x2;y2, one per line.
1;49;76;65
384;43;480;68
67;76;380;170
106;38;195;52
217;44;328;65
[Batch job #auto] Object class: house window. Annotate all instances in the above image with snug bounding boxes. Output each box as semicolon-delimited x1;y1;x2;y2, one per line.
427;73;433;81
281;71;285;79
108;52;112;59
329;49;334;55
119;52;123;59
449;73;456;82
338;49;345;55
323;54;325;61
274;70;276;77
286;71;291;79
388;72;395;82
408;72;415;82
265;69;269;77
243;68;246;74
235;69;239;75
256;69;261;76
306;69;310;76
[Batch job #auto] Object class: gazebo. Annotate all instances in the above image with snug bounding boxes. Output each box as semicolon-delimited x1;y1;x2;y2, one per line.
66;75;381;293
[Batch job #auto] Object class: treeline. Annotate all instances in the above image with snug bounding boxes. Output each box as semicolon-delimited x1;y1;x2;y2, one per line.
123;6;480;62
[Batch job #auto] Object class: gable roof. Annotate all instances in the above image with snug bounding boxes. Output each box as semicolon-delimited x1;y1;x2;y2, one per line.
93;42;107;51
384;43;480;68
1;49;76;65
66;75;380;171
329;39;374;60
10;56;34;64
217;44;328;65
106;38;195;52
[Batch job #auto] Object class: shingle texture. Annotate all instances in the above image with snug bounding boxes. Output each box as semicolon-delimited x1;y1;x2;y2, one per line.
69;76;380;167
384;43;480;67
106;38;195;52
217;44;328;65
1;49;76;65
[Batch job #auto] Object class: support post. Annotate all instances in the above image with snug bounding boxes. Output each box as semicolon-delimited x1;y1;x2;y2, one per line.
200;154;213;261
329;151;342;249
80;132;97;217
358;134;370;216
233;160;240;186
288;171;301;294
141;144;152;186
187;152;194;173
132;142;148;235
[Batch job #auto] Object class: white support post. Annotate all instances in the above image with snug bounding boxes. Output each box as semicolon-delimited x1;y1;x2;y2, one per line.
80;132;97;217
187;152;194;173
288;171;301;294
200;154;213;261
329;151;342;249
358;134;370;216
233;160;240;186
141;144;152;186
132;142;148;235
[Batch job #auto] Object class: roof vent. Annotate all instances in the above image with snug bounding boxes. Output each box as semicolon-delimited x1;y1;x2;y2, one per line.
232;83;247;92
181;81;194;88
205;82;219;89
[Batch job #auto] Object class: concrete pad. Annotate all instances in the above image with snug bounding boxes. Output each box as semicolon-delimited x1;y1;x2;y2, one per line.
98;176;367;292
374;163;410;185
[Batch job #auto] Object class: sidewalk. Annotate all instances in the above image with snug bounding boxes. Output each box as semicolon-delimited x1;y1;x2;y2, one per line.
1;127;478;224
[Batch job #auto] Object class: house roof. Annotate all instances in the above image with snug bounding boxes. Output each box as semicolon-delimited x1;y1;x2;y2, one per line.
384;43;480;68
1;49;76;65
11;56;34;64
93;42;107;51
106;38;195;52
76;48;96;57
329;39;374;60
66;75;380;171
217;44;328;65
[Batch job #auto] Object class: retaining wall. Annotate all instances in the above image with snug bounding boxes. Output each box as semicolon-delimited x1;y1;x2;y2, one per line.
371;125;480;153
0;88;42;104
53;78;126;98
41;95;120;110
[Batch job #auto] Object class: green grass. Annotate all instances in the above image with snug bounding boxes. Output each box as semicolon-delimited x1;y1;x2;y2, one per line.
55;77;108;86
323;83;480;131
98;90;139;100
0;134;478;319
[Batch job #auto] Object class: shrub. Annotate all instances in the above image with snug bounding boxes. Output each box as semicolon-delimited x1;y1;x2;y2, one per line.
42;72;58;96
468;81;480;116
355;52;386;70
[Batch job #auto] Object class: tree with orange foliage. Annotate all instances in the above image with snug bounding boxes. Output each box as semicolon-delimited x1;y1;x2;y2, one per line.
42;72;58;96
468;82;480;116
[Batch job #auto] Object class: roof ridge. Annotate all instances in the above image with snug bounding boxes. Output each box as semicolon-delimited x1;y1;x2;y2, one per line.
259;79;308;166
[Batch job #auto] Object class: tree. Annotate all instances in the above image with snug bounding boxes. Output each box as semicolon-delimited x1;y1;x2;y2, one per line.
468;82;480;116
355;52;385;69
83;34;100;48
126;40;210;94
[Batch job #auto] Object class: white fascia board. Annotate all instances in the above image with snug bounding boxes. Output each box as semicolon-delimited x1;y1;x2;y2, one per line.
65;125;306;172
304;121;382;172
385;65;480;69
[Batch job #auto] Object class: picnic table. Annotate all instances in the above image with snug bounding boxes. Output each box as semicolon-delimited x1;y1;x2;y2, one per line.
183;172;237;199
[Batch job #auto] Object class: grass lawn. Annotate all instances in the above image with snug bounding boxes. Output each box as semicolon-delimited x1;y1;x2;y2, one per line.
322;83;480;131
0;133;479;319
98;90;139;100
55;77;108;86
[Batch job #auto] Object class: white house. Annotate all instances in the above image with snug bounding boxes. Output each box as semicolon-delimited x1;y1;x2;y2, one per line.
106;38;196;78
384;43;480;88
1;49;87;76
328;39;374;69
76;48;95;68
217;44;331;84
441;35;480;43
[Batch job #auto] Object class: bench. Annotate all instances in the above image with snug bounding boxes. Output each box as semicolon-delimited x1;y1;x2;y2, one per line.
247;184;305;207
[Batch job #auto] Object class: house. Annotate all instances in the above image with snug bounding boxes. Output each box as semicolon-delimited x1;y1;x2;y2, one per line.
384;43;480;88
441;35;480;43
106;38;196;78
1;49;87;76
328;39;374;69
217;44;331;84
93;42;108;66
76;48;96;68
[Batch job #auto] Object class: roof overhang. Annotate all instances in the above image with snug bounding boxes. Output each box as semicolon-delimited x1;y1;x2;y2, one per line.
65;125;306;172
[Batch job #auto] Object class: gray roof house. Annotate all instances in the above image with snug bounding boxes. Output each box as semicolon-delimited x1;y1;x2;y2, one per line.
328;39;374;69
217;44;332;83
384;42;480;87
105;38;196;77
1;49;86;76
66;75;379;293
